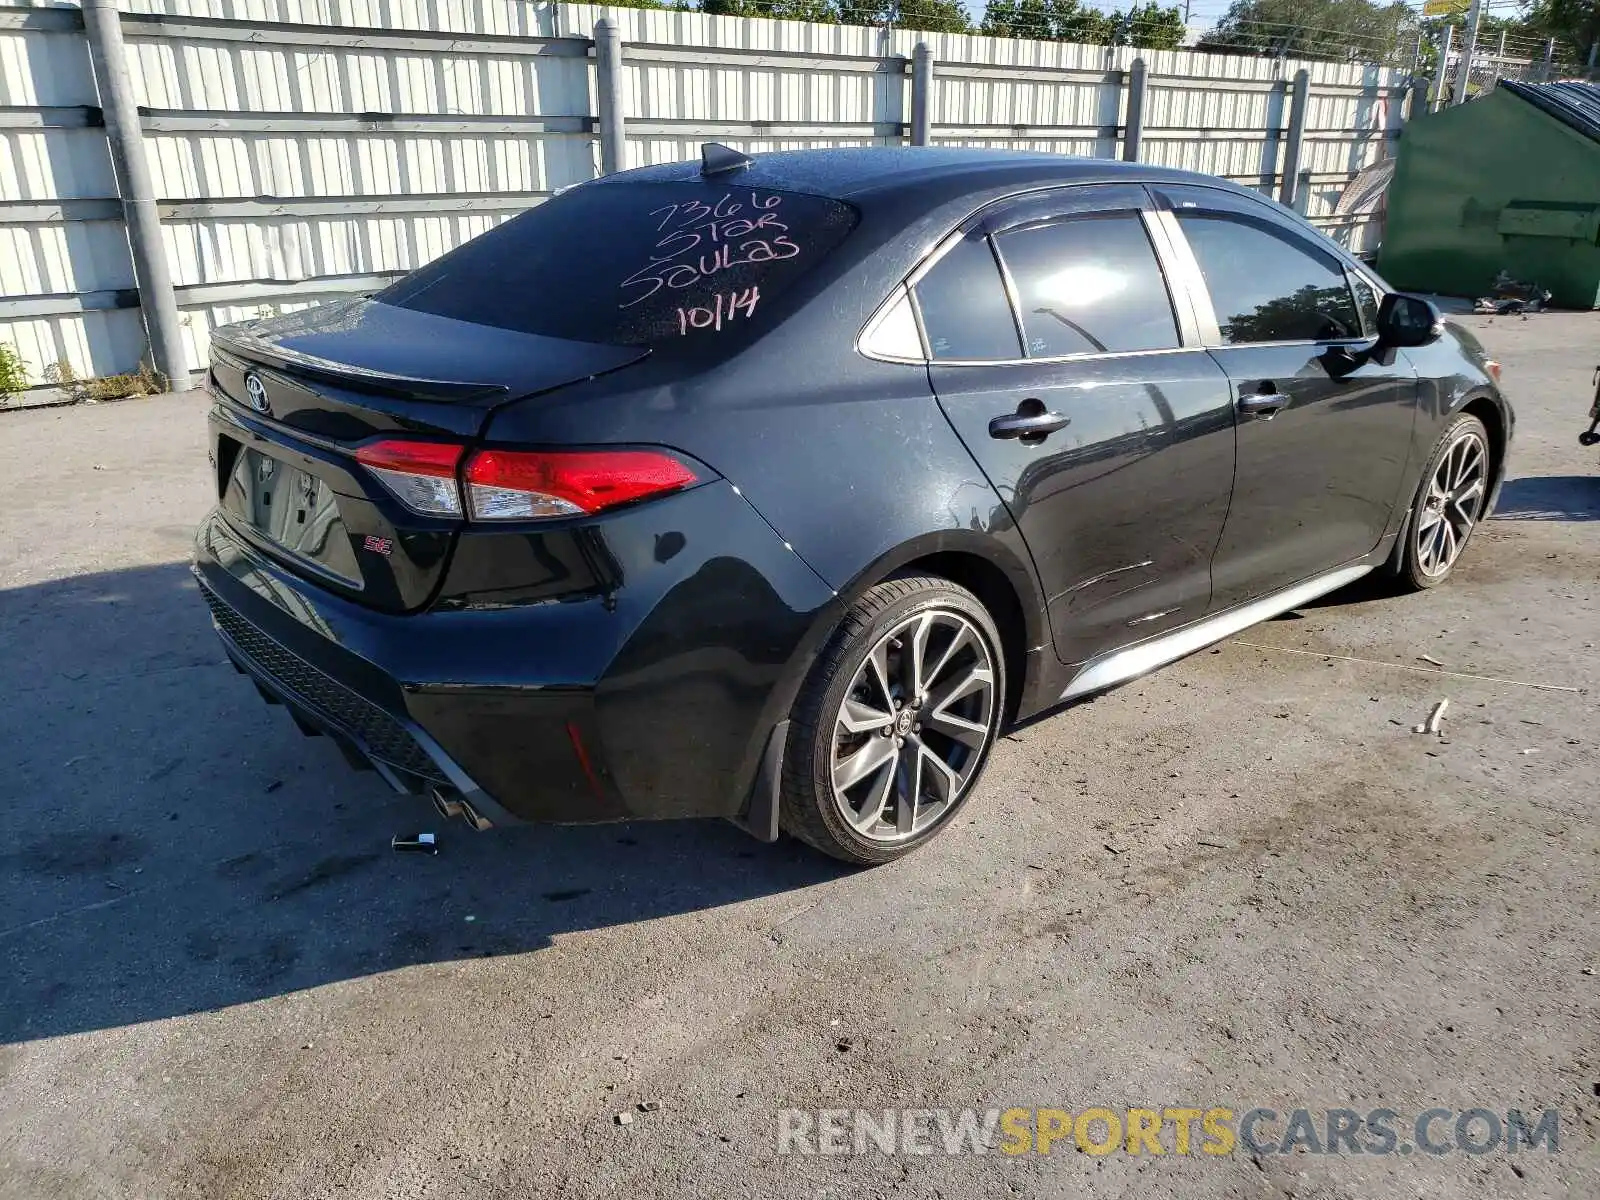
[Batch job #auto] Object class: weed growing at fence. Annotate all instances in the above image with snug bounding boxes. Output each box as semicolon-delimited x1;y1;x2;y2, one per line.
45;358;167;404
0;344;28;404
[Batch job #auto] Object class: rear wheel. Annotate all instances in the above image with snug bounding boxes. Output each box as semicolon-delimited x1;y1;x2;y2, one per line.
1390;414;1491;590
781;577;1005;865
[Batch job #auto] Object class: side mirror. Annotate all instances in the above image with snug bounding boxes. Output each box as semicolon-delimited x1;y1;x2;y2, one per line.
1376;293;1444;349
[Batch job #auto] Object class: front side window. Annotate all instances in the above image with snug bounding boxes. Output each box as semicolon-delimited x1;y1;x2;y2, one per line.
994;213;1179;357
913;230;1023;361
1348;270;1381;337
1174;211;1362;344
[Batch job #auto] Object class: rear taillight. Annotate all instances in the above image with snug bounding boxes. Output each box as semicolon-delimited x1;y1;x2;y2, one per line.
354;439;699;521
463;449;699;520
355;439;465;517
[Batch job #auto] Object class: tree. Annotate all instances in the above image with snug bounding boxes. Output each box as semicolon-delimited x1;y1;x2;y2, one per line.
1198;0;1416;62
1118;2;1185;47
980;0;1047;38
702;0;838;18
979;0;1113;41
847;0;973;33
978;0;1183;45
1521;0;1600;66
1218;283;1359;342
896;0;974;34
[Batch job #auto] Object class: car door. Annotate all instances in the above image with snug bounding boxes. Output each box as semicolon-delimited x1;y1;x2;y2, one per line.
1149;183;1420;612
915;185;1238;667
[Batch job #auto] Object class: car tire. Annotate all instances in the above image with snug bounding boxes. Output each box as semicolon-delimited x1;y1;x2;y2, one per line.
1388;413;1492;591
780;576;1006;866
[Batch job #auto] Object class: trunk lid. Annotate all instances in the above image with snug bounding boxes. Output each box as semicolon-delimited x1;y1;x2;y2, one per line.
207;299;649;612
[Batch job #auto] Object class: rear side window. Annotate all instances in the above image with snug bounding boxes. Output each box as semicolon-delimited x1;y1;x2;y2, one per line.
913;231;1023;361
379;181;856;350
1174;212;1361;344
994;213;1178;357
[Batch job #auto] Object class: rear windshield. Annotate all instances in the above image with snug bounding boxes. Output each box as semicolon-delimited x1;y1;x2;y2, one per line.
379;180;857;349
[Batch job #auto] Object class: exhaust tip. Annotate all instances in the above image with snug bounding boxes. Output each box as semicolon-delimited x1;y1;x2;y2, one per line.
430;785;492;830
430;786;465;822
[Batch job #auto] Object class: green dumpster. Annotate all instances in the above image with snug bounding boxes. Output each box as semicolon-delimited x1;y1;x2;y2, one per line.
1380;81;1600;310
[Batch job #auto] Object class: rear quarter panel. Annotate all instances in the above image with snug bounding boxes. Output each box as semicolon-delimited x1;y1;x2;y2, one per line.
484;197;1057;726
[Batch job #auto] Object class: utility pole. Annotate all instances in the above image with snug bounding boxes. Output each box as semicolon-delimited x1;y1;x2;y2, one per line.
1544;37;1556;81
1433;23;1454;111
82;0;187;389
1452;0;1483;106
594;19;626;175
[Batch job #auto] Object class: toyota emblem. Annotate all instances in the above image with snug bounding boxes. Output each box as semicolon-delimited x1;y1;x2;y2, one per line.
244;372;270;415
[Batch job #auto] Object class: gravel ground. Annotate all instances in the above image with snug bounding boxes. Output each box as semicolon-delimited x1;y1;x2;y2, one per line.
1;314;1596;1199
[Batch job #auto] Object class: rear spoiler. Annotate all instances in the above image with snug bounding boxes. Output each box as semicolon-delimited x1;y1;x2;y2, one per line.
211;329;508;405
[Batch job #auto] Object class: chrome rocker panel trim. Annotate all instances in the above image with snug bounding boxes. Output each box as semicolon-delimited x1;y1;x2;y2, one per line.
1061;563;1374;701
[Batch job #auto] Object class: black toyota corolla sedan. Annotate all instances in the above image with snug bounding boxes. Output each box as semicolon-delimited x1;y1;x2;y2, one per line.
194;146;1511;864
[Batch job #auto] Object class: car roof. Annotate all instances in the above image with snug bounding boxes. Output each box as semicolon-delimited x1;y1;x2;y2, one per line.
595;146;1253;206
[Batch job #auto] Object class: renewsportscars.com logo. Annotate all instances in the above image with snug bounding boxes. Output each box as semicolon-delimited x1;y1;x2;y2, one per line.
776;1106;1561;1158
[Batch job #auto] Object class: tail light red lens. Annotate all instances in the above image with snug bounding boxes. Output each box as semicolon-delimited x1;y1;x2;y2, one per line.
463;449;699;520
355;439;465;517
353;439;700;522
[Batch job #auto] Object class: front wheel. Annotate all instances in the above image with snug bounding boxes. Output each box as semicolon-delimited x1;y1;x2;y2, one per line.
1390;413;1491;590
780;576;1005;865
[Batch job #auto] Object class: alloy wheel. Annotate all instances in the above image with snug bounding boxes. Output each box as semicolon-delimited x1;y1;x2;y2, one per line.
829;609;997;843
1415;430;1488;577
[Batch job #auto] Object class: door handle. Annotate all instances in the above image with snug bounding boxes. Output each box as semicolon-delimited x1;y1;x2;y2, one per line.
1237;385;1290;419
989;401;1071;441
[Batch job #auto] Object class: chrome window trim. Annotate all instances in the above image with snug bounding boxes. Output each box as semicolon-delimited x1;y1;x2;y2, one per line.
858;179;1390;369
905;224;969;291
856;284;927;364
919;344;1211;369
988;232;1030;358
1134;207;1206;349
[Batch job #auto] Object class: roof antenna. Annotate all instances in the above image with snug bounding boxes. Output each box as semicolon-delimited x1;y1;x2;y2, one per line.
701;142;753;177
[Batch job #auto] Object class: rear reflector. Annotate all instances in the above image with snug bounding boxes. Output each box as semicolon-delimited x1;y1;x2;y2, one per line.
463;449;699;520
355;439;465;517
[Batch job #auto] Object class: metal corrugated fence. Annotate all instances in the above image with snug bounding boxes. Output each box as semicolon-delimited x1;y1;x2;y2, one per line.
0;0;1412;389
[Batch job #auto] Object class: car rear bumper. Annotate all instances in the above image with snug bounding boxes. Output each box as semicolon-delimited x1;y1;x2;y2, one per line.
192;480;837;828
194;555;607;827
